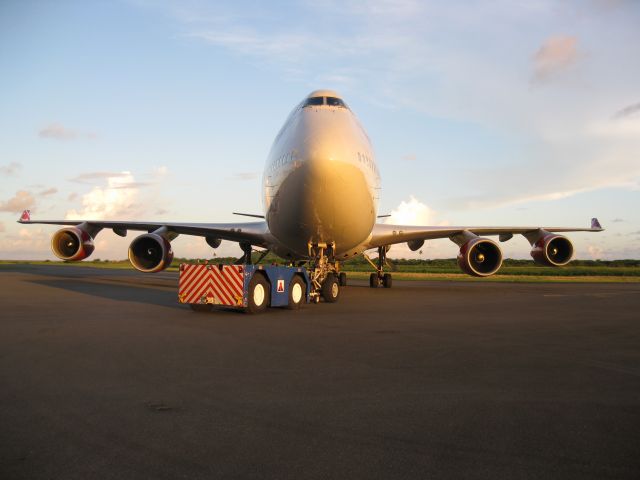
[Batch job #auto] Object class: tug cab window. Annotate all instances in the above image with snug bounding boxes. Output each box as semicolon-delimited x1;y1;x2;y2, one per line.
303;96;324;107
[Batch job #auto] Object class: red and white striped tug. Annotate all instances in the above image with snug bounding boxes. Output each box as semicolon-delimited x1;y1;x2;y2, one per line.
178;263;311;314
179;263;244;306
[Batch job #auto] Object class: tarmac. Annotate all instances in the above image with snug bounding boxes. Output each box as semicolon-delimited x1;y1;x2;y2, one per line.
1;264;639;479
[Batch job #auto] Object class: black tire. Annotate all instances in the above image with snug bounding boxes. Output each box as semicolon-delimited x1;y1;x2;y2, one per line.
369;273;379;288
321;274;340;303
338;272;347;286
287;275;305;309
383;273;392;288
246;273;270;314
190;304;212;313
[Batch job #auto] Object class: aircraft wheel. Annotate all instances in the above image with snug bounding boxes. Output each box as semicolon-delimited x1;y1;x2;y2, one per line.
339;272;347;286
246;273;270;314
190;304;212;313
369;273;379;288
383;273;393;288
287;275;305;310
321;274;340;303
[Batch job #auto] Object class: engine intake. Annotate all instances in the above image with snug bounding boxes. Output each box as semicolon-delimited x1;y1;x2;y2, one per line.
531;234;573;266
51;227;95;261
128;233;174;273
457;237;503;277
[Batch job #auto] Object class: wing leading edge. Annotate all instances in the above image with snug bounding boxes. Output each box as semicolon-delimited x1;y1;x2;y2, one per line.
18;213;271;247
366;218;604;249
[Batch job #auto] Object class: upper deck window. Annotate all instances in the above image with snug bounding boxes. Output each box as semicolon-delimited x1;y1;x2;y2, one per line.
303;96;324;107
326;97;348;108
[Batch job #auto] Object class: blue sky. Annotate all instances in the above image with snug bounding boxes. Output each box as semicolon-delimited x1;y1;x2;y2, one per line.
1;0;639;260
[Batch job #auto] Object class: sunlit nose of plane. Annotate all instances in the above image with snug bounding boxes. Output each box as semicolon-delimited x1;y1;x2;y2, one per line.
297;110;357;167
265;99;378;257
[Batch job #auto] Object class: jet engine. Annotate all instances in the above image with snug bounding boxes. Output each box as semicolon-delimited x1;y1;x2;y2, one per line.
457;237;503;277
530;233;573;266
407;239;424;251
206;236;222;249
51;227;95;261
128;233;174;273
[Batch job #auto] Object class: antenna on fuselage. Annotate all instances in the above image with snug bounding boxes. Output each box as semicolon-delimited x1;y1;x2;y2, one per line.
233;212;265;219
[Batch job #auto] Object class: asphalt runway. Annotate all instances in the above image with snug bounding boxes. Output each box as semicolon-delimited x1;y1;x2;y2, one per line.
1;264;639;479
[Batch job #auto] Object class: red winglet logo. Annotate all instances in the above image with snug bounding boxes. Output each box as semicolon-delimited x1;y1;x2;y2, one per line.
20;210;31;222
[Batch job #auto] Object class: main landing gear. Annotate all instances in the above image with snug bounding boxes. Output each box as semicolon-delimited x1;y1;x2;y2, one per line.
366;246;392;288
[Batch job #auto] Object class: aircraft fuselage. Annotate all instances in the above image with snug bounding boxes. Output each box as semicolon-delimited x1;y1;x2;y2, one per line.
263;90;381;260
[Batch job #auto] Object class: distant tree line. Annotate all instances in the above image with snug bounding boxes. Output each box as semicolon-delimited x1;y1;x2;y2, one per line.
87;255;640;268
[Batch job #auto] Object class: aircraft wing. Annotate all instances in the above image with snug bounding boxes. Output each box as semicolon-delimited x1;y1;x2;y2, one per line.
18;213;271;247
366;218;604;249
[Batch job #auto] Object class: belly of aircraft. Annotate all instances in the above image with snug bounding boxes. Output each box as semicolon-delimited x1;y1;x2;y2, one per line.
266;160;375;258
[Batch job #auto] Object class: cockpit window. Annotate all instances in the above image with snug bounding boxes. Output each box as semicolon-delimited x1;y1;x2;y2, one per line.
326;97;347;108
302;96;349;109
303;96;324;107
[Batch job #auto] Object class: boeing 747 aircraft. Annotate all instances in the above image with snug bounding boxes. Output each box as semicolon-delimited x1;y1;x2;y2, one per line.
19;89;603;302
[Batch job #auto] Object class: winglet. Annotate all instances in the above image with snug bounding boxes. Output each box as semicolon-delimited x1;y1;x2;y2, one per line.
591;217;602;230
18;210;31;223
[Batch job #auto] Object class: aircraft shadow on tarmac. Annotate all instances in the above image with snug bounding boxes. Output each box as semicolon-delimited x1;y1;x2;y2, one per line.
25;278;186;311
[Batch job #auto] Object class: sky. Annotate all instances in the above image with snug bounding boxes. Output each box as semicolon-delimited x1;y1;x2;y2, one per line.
1;0;639;261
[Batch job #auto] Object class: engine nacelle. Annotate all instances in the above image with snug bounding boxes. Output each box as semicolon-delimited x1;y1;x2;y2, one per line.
407;239;424;251
457;237;503;277
531;234;573;266
51;227;95;261
206;236;222;249
128;233;174;273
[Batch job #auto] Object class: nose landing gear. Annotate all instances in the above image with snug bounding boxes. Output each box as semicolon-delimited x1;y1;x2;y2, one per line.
308;242;342;303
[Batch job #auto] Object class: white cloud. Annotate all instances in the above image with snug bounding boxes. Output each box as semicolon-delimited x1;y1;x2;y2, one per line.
590;116;640;139
613;102;640;119
38;123;96;140
154;165;169;177
188;30;313;60
69;172;132;184
0;190;35;214
0;227;51;259
230;172;259;181
587;244;604;259
531;35;579;83
385;195;437;226
0;162;21;176
65;172;143;220
38;187;58;197
383;196;454;259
